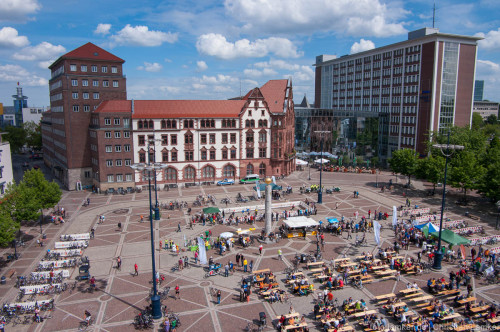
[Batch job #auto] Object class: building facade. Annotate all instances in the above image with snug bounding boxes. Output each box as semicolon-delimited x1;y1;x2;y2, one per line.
90;80;295;191
314;28;480;158
22;106;47;124
42;43;127;190
0;135;14;196
473;101;499;120
474;80;484;102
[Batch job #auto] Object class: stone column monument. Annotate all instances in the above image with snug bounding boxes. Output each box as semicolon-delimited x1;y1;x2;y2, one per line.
264;177;272;236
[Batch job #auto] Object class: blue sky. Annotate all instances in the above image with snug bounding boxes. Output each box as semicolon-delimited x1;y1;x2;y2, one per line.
0;0;499;107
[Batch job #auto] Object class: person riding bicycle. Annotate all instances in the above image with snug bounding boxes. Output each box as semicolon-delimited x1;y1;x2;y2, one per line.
84;310;92;325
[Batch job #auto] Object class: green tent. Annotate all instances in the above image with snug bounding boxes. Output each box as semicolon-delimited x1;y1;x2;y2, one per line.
203;207;220;214
430;229;470;246
253;183;282;191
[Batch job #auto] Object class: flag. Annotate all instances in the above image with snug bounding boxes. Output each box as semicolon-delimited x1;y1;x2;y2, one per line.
460;244;466;260
256;180;261;199
392;206;398;228
272;176;276;184
197;237;207;265
373;220;382;246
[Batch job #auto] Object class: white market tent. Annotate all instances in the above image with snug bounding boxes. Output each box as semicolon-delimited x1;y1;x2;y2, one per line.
283;216;320;229
296;159;308;165
314;158;329;164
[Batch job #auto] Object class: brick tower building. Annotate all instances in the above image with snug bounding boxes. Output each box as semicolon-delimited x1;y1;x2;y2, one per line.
42;43;127;189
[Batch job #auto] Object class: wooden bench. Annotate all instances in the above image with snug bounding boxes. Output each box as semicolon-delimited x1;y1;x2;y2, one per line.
380;275;396;281
6;269;16;279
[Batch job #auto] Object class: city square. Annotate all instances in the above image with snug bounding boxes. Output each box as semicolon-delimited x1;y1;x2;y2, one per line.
1;164;499;331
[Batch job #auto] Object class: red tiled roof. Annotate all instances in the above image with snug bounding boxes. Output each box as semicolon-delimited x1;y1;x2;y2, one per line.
93;100;131;113
95;100;247;118
259;79;289;114
50;42;124;68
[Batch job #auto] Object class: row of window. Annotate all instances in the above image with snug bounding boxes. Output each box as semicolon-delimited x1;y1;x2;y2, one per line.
107;173;133;183
105;131;130;139
105;145;131;153
71;79;119;88
72;92;100;100
106;159;132;167
70;64;118;73
73;105;91;112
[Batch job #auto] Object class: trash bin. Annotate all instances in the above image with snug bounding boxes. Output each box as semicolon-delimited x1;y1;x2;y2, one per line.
259;312;266;326
1;276;6;285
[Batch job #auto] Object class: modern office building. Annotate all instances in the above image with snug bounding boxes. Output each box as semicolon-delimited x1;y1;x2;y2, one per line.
473;100;499;120
314;28;481;159
90;79;295;191
474;80;484;101
0;134;14;196
22;106;47;124
42;43;127;189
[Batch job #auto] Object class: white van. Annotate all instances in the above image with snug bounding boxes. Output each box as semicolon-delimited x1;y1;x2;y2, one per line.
239;174;260;184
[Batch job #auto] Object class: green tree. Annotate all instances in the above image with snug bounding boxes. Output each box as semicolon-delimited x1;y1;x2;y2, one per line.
416;155;445;194
370;156;380;168
0;209;19;247
389;149;419;186
23;122;42;151
478;136;500;202
471;112;483;129
448;151;484;203
486;114;498;125
3;125;26;153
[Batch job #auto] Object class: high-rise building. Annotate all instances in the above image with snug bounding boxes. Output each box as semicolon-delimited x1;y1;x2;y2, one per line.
314;28;480;158
474;80;484;101
42;43;127;189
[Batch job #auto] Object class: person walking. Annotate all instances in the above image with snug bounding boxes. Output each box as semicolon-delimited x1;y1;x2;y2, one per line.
140;215;144;222
240;255;245;267
175;285;180;299
278;249;283;261
224;263;229;277
116;256;121;270
347;229;352;240
236;253;240;266
134;263;138;276
177;223;181;232
243;258;248;273
259;244;263;255
216;289;221;304
194;251;199;265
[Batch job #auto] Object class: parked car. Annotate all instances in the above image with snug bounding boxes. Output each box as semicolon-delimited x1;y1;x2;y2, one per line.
217;178;235;186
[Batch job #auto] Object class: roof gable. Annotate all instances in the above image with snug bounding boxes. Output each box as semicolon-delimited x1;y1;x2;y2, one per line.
259;79;289;114
50;42;124;68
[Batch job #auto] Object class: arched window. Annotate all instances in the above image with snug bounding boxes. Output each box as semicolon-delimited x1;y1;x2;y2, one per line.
202;165;215;179
245;119;250;128
246;164;254;175
138;120;143;129
263;120;268;127
250;119;255;127
232;119;236;127
184;166;196;180
223;165;235;178
258;120;262;127
171;120;177;128
259;163;266;176
165;167;177;181
161;120;166;129
149;120;154;129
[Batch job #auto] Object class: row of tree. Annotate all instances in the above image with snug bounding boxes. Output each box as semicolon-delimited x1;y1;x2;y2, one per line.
0;169;61;246
3;122;42;153
389;125;500;203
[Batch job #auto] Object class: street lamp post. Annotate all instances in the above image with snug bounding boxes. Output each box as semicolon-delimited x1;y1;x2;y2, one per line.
130;162;167;319
432;132;464;270
148;139;161;220
314;130;329;204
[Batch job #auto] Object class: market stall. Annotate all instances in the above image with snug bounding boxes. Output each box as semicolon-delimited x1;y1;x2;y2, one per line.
283;216;319;238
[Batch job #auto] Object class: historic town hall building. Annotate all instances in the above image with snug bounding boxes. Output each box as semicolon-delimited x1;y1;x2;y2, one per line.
42;43;295;191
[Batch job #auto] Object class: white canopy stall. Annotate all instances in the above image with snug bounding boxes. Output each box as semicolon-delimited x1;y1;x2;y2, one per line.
283;216;320;238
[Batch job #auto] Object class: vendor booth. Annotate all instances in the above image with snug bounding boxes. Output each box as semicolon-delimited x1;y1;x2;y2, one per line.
283;216;319;238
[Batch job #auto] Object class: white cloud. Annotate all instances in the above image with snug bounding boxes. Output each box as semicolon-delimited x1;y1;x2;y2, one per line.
137;62;163;72
290;66;314;83
476;59;500;101
12;41;66;61
243;68;278;78
196;60;208;72
0;64;48;86
476;28;500;51
254;59;301;71
350;39;375;54
225;0;407;37
197;74;237;85
196;33;302;60
110;24;178;47
164;58;172;63
94;23;111;35
0;0;40;22
0;27;29;48
159;86;181;94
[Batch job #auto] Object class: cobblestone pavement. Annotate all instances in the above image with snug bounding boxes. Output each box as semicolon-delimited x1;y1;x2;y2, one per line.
1;169;499;331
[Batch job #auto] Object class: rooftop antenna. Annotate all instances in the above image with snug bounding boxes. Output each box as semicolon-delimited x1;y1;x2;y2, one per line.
432;1;436;28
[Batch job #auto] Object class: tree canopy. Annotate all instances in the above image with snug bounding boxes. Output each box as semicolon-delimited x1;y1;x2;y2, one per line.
389;148;419;185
